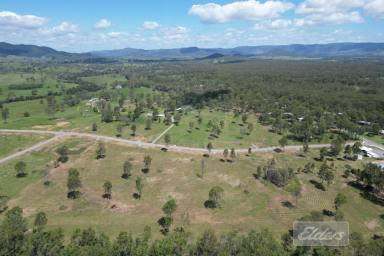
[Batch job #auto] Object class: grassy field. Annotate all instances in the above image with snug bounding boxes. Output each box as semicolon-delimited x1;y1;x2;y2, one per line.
1;137;382;239
0;133;52;158
365;134;384;145
0;72;77;101
160;109;334;149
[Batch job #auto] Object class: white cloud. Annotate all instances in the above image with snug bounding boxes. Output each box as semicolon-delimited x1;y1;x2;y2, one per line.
143;21;160;30
294;0;364;25
52;22;79;33
95;18;111;29
364;0;384;18
0;11;46;29
307;11;364;24
296;0;364;14
107;32;122;38
189;0;294;23
39;22;79;35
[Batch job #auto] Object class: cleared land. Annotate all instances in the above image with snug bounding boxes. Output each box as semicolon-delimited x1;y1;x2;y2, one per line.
1;137;382;239
0;133;52;158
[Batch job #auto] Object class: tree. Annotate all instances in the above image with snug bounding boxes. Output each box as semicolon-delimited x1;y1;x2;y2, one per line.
92;122;97;132
103;181;112;199
318;161;329;184
352;141;362;155
303;141;309;153
200;159;206;178
247;123;254;134
135;177;143;199
46;95;57;118
159;199;177;234
241;114;248;124
291;186;301;206
145;118;152;130
205;186;224;209
331;136;345;156
0;207;28;256
164;134;171;147
130;124;137;136
223;149;229;161
143;155;152;172
122;160;132;179
334;193;347;210
96;142;106;159
34;212;48;229
206;142;213;155
15;161;27;177
324;170;335;187
188;122;195;132
162;198;177;217
278;136;288;149
67;168;81;199
1;107;9;123
319;147;328;161
101;103;113;123
56;145;69;163
230;148;236;162
116;124;123;137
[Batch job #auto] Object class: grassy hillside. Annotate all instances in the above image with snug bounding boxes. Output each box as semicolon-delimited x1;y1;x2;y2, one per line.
1;138;382;238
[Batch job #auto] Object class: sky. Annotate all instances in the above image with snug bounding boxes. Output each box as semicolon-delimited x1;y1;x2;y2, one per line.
0;0;383;52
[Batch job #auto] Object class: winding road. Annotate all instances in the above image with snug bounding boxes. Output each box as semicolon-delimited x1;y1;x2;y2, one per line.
0;128;360;165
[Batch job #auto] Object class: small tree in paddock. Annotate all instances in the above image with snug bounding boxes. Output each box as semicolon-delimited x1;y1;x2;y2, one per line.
319;147;328;161
96;142;106;159
223;149;229;161
278;136;288;150
67;168;81;199
158;198;177;234
291;186;301;206
135;177;143;199
206;142;213;156
1;107;9;123
164;134;171;147
122;160;132;179
188;122;195;132
247;123;254;135
241;114;248;124
204;186;224;209
334;193;347;210
34;212;48;230
130;124;137;136
145;118;152;130
103;181;112;199
143;155;152;173
15;161;27;177
230;148;236;162
92;122;97;132
56;145;69;163
116;124;123;137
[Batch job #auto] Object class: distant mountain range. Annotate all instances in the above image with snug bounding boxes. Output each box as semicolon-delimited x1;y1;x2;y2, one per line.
1;42;384;60
91;43;384;59
0;42;78;58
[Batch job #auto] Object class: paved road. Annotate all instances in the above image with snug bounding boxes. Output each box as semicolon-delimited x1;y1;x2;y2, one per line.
0;129;335;159
362;138;384;158
0;135;60;165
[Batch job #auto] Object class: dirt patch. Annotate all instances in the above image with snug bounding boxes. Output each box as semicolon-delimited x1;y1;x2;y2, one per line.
217;174;241;187
189;209;224;224
56;121;70;127
171;157;193;163
365;219;380;230
32;125;53;129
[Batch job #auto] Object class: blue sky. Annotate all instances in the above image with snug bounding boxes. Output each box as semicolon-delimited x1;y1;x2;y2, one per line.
0;0;383;52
